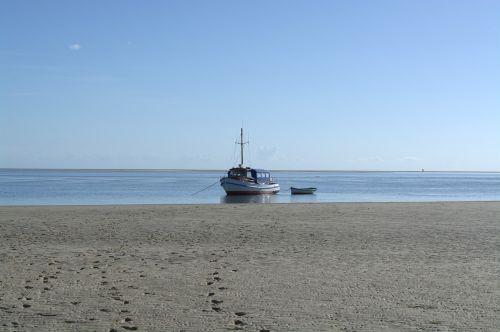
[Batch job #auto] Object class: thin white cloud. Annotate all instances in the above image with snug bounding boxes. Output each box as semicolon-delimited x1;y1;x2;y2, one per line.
256;146;277;160
69;43;81;51
400;156;421;162
354;156;383;163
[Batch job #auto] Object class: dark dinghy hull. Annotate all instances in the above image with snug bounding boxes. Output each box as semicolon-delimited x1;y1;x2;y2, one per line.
290;187;317;195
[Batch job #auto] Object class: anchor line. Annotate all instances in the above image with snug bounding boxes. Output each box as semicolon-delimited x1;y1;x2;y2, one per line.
191;180;220;196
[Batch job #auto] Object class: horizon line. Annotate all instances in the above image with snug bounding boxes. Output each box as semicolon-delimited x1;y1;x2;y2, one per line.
1;168;499;173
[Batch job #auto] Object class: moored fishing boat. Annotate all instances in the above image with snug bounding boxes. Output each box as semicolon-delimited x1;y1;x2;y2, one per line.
220;129;280;195
290;187;317;195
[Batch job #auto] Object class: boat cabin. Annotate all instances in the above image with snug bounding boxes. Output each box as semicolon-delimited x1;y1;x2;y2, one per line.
227;167;273;184
251;169;272;184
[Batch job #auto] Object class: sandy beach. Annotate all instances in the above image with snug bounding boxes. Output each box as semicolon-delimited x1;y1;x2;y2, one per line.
0;202;499;331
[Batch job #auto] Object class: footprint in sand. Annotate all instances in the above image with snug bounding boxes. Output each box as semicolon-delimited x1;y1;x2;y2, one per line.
18;297;32;301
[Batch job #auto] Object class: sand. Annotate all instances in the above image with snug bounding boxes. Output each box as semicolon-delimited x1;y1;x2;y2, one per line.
0;202;499;331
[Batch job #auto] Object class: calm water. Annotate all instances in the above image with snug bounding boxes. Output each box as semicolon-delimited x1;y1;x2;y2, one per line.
0;169;499;205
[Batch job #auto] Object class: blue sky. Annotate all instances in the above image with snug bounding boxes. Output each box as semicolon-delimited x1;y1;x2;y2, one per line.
1;0;499;171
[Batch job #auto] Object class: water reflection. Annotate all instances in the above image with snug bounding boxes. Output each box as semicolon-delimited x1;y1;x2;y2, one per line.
290;193;317;203
220;193;319;204
220;195;277;204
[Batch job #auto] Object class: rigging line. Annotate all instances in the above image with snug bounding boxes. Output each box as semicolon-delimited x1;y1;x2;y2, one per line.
247;132;252;167
230;140;237;168
233;131;240;166
191;180;220;196
247;140;251;166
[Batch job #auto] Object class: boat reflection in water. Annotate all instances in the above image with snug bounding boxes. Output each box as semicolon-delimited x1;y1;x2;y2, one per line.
220;195;277;204
221;193;318;204
290;193;317;203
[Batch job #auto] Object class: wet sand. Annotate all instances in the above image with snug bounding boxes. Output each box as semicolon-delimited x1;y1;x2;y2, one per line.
1;202;499;331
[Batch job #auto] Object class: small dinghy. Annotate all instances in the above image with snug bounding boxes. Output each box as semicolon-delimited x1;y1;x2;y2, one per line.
290;187;317;195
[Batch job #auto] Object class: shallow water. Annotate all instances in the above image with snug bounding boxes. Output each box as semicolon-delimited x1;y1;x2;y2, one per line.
1;169;499;205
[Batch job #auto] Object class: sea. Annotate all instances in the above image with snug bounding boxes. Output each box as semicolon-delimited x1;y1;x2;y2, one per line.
0;169;499;205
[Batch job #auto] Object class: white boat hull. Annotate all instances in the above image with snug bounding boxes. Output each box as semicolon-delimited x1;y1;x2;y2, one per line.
220;178;280;195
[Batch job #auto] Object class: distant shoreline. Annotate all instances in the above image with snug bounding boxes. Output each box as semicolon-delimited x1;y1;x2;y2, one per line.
1;168;499;173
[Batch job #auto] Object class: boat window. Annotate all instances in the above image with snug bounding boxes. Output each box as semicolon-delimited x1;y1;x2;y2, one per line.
229;169;247;177
255;172;270;183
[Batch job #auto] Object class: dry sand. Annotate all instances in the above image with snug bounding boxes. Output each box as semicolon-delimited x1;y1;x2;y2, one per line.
0;202;499;331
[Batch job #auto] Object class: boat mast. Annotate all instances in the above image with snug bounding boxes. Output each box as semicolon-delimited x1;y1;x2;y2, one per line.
240;128;244;167
237;128;248;168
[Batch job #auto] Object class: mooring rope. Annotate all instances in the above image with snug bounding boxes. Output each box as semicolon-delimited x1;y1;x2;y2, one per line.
191;180;220;196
